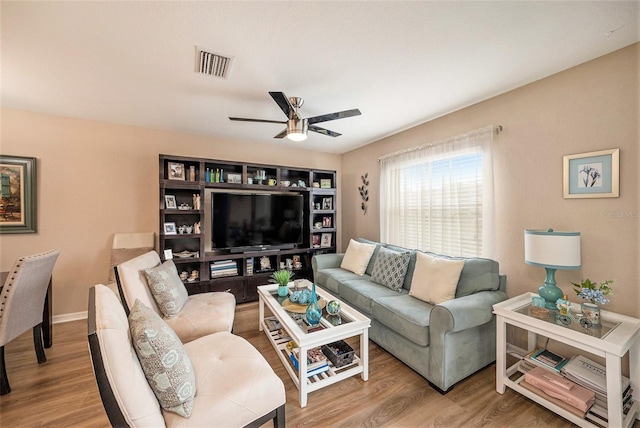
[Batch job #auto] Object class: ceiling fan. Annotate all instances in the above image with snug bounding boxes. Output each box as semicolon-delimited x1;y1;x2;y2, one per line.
229;92;361;141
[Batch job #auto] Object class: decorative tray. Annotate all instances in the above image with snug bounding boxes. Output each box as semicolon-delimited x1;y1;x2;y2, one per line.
281;298;326;314
174;250;199;259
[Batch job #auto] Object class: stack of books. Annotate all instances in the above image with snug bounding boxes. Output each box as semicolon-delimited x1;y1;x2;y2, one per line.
290;346;329;377
520;348;568;373
210;260;237;278
562;355;633;424
246;258;253;276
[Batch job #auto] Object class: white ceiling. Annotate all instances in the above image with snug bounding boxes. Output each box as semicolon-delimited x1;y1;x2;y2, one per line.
2;1;638;154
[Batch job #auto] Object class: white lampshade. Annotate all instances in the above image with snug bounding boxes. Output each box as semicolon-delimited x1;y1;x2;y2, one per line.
524;229;581;270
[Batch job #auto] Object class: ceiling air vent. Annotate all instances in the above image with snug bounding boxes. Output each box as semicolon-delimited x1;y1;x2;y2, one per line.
195;47;233;79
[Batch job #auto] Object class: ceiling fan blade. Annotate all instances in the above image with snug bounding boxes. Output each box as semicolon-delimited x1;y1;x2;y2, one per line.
307;108;361;125
309;125;341;137
274;129;288;139
229;117;287;124
269;92;298;120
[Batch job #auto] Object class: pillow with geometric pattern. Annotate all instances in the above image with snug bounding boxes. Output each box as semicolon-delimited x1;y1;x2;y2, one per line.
129;299;196;418
143;260;189;319
371;247;411;292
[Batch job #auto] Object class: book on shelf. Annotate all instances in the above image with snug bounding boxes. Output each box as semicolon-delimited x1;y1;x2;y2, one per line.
289;346;329;377
519;379;587;418
562;355;631;398
264;316;282;331
522;348;568;373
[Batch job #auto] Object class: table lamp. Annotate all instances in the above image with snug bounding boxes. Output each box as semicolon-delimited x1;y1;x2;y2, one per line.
524;229;581;309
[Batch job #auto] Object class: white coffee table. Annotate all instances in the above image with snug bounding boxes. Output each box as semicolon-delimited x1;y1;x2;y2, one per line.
258;280;371;407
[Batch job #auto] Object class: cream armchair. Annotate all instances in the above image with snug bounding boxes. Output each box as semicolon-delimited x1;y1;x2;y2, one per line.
115;251;235;342
88;284;285;427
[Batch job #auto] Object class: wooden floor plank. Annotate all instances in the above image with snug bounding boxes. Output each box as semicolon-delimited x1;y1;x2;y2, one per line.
0;301;635;427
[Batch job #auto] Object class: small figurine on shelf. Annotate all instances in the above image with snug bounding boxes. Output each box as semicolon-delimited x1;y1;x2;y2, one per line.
194;221;201;234
193;194;201;210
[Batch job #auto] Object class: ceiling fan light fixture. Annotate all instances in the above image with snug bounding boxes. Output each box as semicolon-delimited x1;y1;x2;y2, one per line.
286;118;308;141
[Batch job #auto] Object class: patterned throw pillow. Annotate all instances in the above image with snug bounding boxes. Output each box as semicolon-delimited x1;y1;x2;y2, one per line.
129;300;195;418
143;260;189;318
371;247;411;291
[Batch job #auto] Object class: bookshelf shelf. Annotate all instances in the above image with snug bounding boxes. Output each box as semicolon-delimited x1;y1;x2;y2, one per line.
493;292;640;428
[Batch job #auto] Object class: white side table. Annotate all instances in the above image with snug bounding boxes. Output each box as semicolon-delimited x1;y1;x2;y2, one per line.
493;292;640;428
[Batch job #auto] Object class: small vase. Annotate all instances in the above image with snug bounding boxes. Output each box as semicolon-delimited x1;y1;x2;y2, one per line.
305;283;322;326
277;284;289;297
581;302;601;327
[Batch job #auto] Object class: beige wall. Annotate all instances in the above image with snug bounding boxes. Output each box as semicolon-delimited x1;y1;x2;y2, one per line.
0;111;341;316
342;43;640;317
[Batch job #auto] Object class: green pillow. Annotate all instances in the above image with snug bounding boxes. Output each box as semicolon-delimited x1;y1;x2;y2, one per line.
143;259;189;318
129;300;195;418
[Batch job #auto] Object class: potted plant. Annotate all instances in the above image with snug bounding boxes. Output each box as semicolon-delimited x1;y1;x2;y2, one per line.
271;269;294;297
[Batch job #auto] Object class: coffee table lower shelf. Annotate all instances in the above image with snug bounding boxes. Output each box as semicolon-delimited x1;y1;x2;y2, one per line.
262;322;365;396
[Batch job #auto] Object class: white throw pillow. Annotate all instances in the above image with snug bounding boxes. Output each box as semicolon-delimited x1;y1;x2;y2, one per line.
409;252;464;305
340;239;377;276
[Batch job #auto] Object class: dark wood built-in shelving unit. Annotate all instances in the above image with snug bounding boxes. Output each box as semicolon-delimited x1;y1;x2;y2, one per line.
159;154;337;303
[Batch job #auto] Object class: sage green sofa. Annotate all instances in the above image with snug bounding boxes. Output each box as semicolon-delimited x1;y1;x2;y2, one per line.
311;238;507;392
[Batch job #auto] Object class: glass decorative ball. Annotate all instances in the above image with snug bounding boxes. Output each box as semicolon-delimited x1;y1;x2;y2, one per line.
327;300;341;315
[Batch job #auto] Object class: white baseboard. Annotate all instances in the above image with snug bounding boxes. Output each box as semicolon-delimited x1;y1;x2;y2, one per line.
53;311;87;324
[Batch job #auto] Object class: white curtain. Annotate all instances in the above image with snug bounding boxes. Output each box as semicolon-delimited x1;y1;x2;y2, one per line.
379;125;495;259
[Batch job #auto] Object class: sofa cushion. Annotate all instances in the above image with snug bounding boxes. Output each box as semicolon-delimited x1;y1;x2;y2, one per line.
384;244;417;290
93;285;165;426
410;252;464;305
314;267;366;294
371;294;433;347
143;259;189;318
370;247;411;292
355;238;383;276
339;278;408;314
421;251;500;297
341;239;377;276
129;300;196;418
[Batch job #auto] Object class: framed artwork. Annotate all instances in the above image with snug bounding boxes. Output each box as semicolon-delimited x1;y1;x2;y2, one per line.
164;222;177;235
0;155;37;234
563;148;619;199
164;195;177;209
322;197;333;210
320;179;332;188
227;173;242;184
323;216;332;228
312;235;320;247
320;233;332;248
168;162;185;180
164;249;173;260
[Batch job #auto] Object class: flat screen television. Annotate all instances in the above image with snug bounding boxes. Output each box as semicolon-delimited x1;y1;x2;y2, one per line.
211;191;304;251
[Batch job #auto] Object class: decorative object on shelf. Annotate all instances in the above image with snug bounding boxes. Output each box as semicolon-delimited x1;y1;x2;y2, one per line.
290;288;311;304
192;194;201;210
320;179;331;188
227;173;242;184
164;249;173;260
163;222;177;235
322;197;332;210
327;300;341;315
314;221;322;229
188;270;199;282
168;162;185;180
358;172;369;215
164;195;177;209
180;271;188;281
555;294;571;315
524;229;581;309
268;178;276;186
184;225;193;234
305;283;322;326
189;166;196;181
280;180;290;187
255;170;266;184
173;250;199;259
297;179;306;187
178;203;191;210
323;217;331;228
178;225;185;234
572;278;613;327
563;148;619;199
0;155;37;234
312;182;320;188
194;221;201;234
327;314;341;326
247;177;253;185
320;233;332;248
293;255;301;269
270;270;294;298
260;256;271;271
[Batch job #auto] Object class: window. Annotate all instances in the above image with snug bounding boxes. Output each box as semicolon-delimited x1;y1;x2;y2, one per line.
379;126;495;258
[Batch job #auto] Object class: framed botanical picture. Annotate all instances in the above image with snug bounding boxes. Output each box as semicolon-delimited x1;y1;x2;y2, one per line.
563;148;620;198
168;162;185;180
322;197;333;210
164;195;177;209
320;233;332;248
164;222;177;235
0;155;37;234
320;179;332;188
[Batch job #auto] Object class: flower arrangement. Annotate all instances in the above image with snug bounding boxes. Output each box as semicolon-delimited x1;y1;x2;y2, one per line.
572;278;614;305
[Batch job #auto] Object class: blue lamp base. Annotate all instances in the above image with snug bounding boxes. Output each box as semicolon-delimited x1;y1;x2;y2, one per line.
538;267;563;310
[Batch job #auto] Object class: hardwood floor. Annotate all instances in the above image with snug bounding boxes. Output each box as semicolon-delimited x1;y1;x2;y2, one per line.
0;301;635;427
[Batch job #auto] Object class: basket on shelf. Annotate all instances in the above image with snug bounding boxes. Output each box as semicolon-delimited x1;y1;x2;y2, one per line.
321;340;354;368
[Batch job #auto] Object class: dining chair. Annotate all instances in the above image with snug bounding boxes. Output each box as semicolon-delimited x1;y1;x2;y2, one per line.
0;249;59;395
